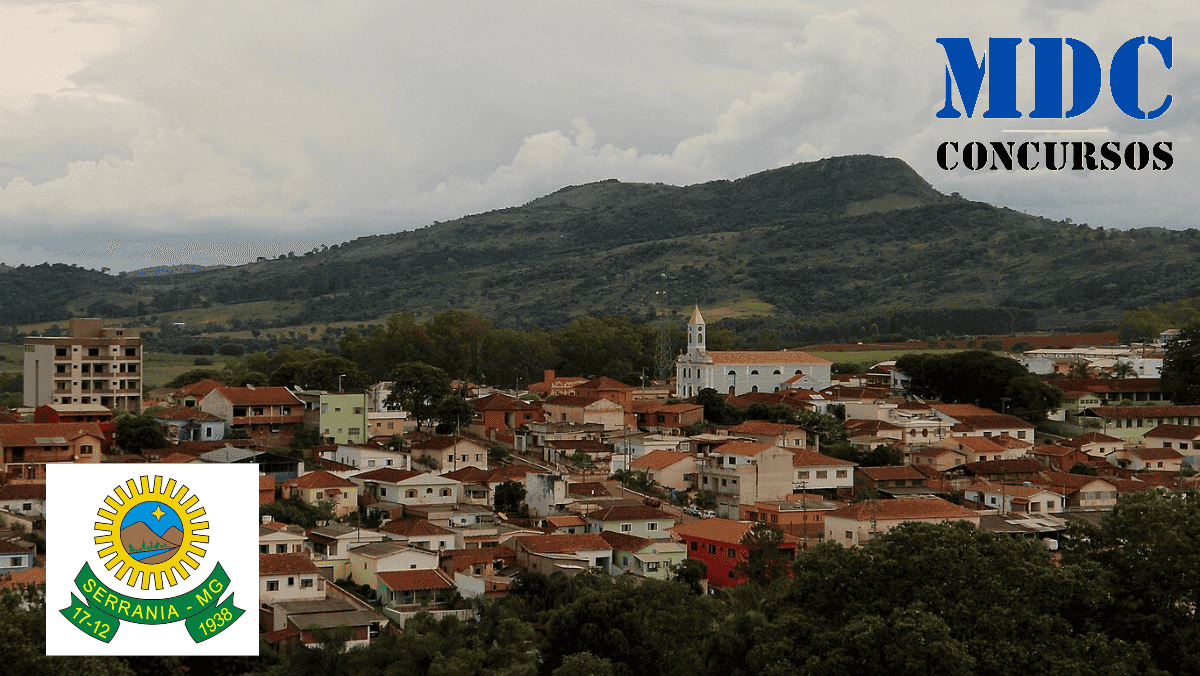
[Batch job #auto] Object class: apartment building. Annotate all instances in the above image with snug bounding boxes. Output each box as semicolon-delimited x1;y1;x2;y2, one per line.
23;318;142;412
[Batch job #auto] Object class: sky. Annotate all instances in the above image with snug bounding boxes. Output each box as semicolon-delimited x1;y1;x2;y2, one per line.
0;0;1194;272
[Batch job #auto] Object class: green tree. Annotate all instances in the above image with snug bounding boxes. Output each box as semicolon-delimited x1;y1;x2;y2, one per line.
268;354;366;392
435;395;475;433
115;413;169;453
494;480;526;513
1003;373;1066;422
1160;326;1200;404
733;522;792;586
390;362;452;431
861;444;904;467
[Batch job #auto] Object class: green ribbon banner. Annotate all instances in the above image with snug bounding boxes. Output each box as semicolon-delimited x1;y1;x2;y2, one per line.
60;562;244;643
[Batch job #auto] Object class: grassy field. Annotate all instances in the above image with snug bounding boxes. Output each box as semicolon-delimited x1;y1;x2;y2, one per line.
142;352;238;390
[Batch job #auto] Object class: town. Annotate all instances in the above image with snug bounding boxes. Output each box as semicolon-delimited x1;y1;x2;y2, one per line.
3;311;1199;674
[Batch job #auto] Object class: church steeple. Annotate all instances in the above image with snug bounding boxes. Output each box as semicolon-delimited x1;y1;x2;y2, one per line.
687;305;706;356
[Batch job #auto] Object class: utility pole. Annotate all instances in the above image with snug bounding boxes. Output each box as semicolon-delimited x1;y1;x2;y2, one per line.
654;273;671;383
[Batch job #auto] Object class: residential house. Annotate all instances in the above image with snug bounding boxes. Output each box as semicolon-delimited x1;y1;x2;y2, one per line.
1105;446;1184;472
32;403;116;451
541;396;625;432
527;370;590;398
1030;472;1120;511
0;539;35;576
307;525;387;579
542;515;589;534
195;447;302;482
824;497;980;547
323;443;409;471
599;530;686;580
260;553;325;604
0;422;103;484
171;378;225;408
281;471;359;517
520;421;604;455
739;495;840;542
376;569;458;607
199;386;305;446
351;468;462;508
439;546;518;599
668;518;800;587
675;307;832;397
1143;425;1200;466
312;393;369;445
1062;432;1126;458
149;405;225;443
346;541;439;586
908;445;969;471
637;402;703;435
629;451;696;492
962;482;1066;514
367;409;415;443
267;598;385;650
513;533;613;576
410;435;489;472
470;393;542;446
927;435;1021;464
856;465;930;496
724;420;813;450
696;441;794;518
260;522;309;555
377;518;460;551
584;505;675;540
0;483;46;519
788;448;855;495
1028;443;1092;472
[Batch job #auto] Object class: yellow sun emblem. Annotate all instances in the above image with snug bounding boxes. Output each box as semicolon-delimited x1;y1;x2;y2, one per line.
94;475;209;591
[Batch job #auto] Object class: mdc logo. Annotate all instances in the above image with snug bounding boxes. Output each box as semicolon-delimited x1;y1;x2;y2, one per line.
936;36;1172;120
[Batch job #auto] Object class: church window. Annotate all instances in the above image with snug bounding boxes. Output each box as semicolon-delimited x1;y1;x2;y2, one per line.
751;370;759;375
773;370;781;375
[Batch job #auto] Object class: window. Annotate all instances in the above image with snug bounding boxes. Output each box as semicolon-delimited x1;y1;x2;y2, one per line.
266;581;279;591
647;522;658;531
728;548;736;558
287;577;295;586
845;531;853;540
426;488;433;494
406;490;417;498
440;488;451;497
22;503;31;511
380;488;387;497
708;544;716;554
798;471;810;480
276;544;287;553
621;523;632;532
816;470;828;479
354;407;363;414
349;428;361;436
301;578;314;588
80;444;93;454
690;541;698;551
836;470;847;478
259;545;268;554
475;454;482;461
1017;431;1027;439
88;347;99;356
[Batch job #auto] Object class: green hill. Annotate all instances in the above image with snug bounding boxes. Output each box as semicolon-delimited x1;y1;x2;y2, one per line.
4;154;1199;336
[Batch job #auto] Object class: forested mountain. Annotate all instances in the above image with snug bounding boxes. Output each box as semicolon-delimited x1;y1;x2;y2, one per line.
4;154;1199;336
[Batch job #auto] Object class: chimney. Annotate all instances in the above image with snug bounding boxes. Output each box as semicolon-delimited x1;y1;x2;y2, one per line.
544;369;555;382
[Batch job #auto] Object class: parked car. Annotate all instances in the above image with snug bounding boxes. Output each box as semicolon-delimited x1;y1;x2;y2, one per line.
684;506;701;517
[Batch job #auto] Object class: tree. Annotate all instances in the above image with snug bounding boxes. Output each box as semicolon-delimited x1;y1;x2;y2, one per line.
494;480;526;513
1160;326;1200;404
115;413;169;453
897;350;1039;414
732;522;792;586
268;354;366;392
390;362;452;432
671;558;708;595
697;387;740;425
861;444;904;466
1003;373;1066;423
434;395;474;433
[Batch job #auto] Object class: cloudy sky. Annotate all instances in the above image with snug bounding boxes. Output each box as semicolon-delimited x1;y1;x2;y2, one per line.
0;0;1194;271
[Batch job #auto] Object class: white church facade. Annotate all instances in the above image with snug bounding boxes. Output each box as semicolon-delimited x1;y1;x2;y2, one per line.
675;307;833;398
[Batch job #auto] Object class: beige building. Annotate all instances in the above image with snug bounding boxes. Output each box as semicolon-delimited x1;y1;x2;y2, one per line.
696;441;794;518
825;497;980;546
629;450;696;491
24;317;142;412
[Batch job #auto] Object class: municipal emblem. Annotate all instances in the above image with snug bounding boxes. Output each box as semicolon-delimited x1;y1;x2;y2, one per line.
60;475;244;643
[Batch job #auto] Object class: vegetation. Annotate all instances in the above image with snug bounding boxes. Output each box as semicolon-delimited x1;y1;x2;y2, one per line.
114;413;169;453
1160;325;1200;404
896;350;1065;422
9;490;1200;674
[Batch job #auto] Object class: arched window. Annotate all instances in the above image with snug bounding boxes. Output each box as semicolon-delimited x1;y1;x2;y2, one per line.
728;370;736;376
426;487;434;494
795;370;802;374
751;385;759;393
750;370;759;375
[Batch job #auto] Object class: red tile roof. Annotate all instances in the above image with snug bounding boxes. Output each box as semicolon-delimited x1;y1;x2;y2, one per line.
725;421;802;436
1145;425;1200;440
712;441;777;456
630;450;694;470
669;518;800;545
1062;432;1124;447
211;386;302;406
1084;406;1200;419
0;484;46;501
859;465;925;481
789;448;855;467
260;553;318;575
379;519;455;537
0;422;104;446
585;505;673;522
598;530;653;552
352;468;422;483
284;471;357;490
176;378;226;398
825;497;977;522
516;533;611;554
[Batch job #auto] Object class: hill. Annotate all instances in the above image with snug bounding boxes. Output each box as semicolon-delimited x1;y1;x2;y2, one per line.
3;154;1199;336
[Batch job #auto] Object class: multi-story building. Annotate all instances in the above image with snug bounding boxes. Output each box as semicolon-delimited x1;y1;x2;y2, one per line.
23;318;142;412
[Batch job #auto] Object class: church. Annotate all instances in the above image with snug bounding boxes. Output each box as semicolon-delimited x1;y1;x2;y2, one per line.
675;307;832;398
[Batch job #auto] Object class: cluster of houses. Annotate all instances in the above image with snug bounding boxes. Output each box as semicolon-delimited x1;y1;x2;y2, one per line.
2;314;1199;650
